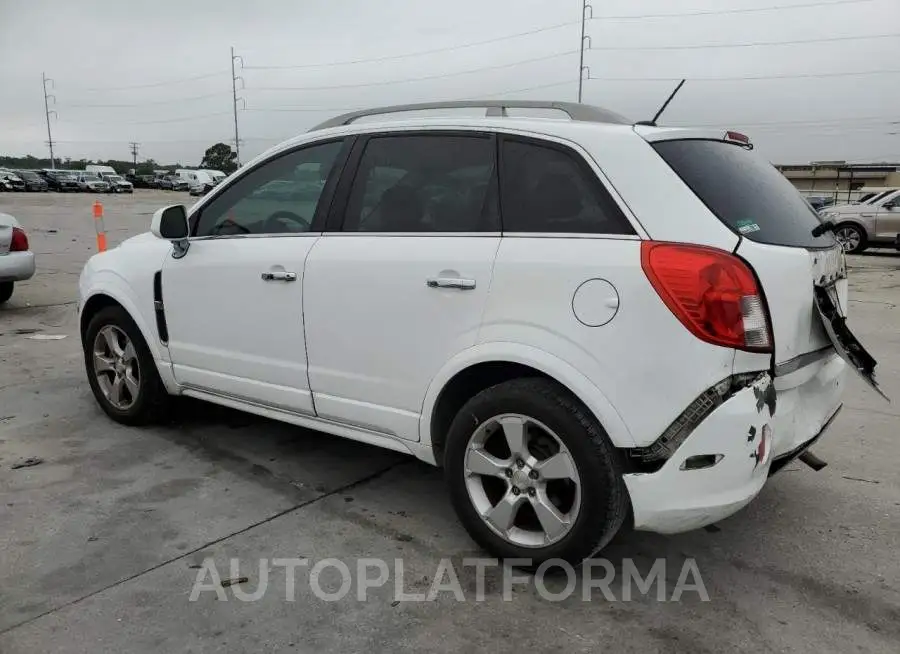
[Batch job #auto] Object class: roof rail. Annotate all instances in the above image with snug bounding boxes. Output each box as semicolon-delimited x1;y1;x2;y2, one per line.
309;100;631;131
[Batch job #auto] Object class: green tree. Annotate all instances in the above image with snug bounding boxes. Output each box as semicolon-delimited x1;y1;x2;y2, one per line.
199;142;238;174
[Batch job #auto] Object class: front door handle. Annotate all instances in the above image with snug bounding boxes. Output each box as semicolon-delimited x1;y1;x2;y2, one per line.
426;277;476;290
261;271;297;282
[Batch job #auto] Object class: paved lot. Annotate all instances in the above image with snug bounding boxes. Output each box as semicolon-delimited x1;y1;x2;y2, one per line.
1;190;898;653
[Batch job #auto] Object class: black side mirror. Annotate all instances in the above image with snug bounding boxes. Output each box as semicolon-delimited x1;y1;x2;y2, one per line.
153;205;189;239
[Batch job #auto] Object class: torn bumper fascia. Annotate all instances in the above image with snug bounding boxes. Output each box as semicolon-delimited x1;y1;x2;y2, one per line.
624;373;776;534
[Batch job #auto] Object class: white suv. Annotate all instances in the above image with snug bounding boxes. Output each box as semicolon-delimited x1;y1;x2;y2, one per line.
78;101;883;564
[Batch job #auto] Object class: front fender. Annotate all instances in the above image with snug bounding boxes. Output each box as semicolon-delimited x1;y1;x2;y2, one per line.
419;342;636;455
80;270;166;363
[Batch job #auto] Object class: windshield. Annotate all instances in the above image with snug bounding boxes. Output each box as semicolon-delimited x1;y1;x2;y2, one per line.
84;174;100;181
108;175;123;182
862;190;892;204
19;171;39;180
653;139;836;249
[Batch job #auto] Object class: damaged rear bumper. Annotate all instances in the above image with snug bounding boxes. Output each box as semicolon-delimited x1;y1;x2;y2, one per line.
623;374;776;534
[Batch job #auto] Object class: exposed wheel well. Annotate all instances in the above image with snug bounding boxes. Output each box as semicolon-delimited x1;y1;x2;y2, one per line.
430;361;559;466
79;294;123;344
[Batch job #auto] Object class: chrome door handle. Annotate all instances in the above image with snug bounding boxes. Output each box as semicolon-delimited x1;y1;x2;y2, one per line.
426;277;476;290
261;271;297;282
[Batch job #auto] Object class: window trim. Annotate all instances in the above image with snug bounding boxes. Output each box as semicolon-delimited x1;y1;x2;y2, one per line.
188;136;355;239
497;133;636;237
326;130;500;234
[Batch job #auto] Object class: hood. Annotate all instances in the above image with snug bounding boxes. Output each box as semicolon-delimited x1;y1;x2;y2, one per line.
119;231;158;248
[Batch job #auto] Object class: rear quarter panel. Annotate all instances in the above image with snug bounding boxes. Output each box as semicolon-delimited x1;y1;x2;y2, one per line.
479;237;738;448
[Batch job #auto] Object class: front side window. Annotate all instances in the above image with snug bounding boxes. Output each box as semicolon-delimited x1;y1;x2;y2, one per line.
341;134;497;233
499;138;634;234
194;140;343;237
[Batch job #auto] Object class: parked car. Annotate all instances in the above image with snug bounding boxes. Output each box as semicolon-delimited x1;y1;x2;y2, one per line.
15;170;49;191
0;171;26;191
76;173;111;193
102;174;134;194
166;175;190;192
156;177;175;191
39;169;80;192
188;171;218;196
819;189;900;253
125;174;158;189
86;164;117;177
77;100;883;565
0;212;35;305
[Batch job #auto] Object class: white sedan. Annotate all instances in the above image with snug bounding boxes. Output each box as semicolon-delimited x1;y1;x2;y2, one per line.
0;213;35;304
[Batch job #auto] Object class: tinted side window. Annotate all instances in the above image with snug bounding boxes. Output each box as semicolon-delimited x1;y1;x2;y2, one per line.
342;135;497;232
194;140;342;237
653;139;835;248
500;138;634;234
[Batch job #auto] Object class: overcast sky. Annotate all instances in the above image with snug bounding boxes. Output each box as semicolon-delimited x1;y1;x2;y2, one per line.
1;0;898;165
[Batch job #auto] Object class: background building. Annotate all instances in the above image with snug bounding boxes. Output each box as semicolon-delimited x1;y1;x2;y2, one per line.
777;161;900;204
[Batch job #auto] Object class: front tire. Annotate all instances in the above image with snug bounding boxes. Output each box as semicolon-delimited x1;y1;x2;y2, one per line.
835;223;867;253
444;377;629;565
83;306;169;425
0;282;13;305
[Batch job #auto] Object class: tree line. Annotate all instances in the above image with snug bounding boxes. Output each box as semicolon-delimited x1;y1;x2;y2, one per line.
0;143;239;175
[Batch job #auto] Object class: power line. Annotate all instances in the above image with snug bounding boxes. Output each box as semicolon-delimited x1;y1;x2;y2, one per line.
242;81;574;114
61;111;233;126
242;1;872;72
682;115;898;128
249;50;578;92
59;92;232;109
129;142;140;168
586;68;900;82
73;71;229;93
589;32;900;51
594;0;873;21
245;21;580;70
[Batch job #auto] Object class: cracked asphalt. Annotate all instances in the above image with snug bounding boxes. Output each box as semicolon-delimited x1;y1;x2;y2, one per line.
1;191;899;653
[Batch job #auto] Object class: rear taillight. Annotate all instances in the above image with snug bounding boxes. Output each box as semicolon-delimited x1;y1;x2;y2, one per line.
641;241;772;352
10;227;29;252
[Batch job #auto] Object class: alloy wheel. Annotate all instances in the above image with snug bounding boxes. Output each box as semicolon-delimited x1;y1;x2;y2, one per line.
464;413;581;548
835;226;861;252
93;325;141;410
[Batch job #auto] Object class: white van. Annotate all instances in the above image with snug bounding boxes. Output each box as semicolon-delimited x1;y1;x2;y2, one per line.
199;169;226;185
86;164;117;176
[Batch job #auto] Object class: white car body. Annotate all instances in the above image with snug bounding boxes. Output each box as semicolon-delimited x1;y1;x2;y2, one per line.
78;102;879;556
86;165;117;176
0;213;35;295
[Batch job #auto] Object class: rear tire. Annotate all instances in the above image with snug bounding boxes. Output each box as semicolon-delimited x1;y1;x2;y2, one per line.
444;377;629;565
835;223;867;253
0;282;13;305
83;305;170;425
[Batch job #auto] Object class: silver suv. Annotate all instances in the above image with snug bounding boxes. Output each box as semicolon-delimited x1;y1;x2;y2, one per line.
820;189;900;253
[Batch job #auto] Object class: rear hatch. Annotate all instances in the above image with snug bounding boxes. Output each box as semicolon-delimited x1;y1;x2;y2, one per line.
649;135;885;397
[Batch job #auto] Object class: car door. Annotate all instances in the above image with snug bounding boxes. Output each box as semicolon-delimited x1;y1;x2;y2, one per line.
161;138;350;414
874;190;900;240
303;131;500;441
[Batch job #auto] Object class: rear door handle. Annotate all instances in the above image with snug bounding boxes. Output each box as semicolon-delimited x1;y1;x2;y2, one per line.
426;277;476;290
261;271;297;282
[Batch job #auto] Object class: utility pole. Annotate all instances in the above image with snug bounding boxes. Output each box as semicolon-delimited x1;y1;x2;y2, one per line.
42;73;57;169
577;1;592;103
129;142;140;169
231;47;244;167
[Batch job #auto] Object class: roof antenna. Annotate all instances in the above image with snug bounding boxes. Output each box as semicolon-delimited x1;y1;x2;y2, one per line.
637;79;686;127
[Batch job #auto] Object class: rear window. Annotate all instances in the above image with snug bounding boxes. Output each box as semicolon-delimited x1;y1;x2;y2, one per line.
653;139;835;249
